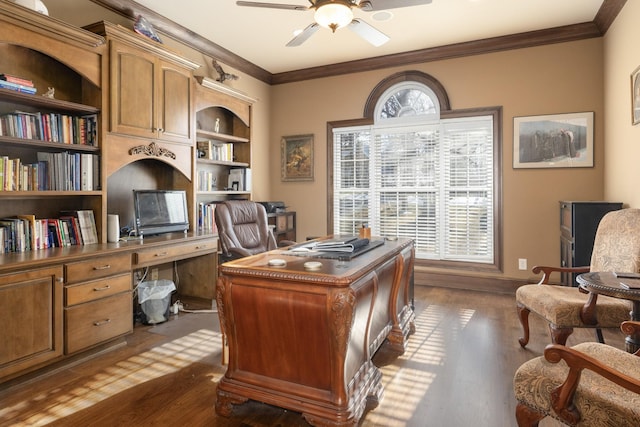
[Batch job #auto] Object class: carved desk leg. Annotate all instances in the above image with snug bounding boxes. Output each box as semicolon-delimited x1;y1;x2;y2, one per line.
215;388;248;417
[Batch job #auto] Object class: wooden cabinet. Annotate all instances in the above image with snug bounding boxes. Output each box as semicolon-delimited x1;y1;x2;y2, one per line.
268;211;296;243
107;39;194;144
0;3;105;243
85;20;199;180
560;201;623;286
194;77;255;231
64;252;132;354
0;266;63;381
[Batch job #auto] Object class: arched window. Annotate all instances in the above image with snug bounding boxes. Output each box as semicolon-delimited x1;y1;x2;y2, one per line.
330;71;501;271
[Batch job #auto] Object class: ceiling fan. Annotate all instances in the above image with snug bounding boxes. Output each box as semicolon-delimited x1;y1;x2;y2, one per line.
236;0;432;47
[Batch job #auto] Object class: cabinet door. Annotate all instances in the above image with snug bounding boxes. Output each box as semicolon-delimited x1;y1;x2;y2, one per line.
110;41;157;138
0;266;63;380
159;60;192;144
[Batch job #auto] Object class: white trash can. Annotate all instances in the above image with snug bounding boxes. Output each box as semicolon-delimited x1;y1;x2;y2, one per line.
138;279;176;324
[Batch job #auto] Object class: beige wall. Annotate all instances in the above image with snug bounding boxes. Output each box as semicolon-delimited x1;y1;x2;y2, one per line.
270;39;606;281
604;2;640;207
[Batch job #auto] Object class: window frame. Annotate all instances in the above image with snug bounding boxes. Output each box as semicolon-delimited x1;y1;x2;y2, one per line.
327;71;503;273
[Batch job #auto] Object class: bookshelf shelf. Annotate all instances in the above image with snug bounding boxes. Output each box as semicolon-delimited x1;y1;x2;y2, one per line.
196;190;251;196
0;136;100;152
196;158;249;168
0;190;101;199
196;128;249;144
0;88;100;114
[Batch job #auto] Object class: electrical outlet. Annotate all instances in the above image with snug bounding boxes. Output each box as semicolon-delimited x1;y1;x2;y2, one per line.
151;268;159;281
518;258;527;271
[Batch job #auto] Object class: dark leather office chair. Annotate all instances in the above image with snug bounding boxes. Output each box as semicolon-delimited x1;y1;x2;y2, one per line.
214;200;279;262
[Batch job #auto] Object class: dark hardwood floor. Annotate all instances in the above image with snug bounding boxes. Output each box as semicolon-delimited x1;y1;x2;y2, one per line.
0;285;626;426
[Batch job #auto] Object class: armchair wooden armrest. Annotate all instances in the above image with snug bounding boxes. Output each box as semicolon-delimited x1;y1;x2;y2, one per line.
531;265;590;284
543;339;640;425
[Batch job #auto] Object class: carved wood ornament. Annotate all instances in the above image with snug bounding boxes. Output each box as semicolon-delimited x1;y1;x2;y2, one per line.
129;142;176;159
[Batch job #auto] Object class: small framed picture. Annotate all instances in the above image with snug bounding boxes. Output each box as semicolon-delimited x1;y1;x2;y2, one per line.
513;112;594;169
281;134;314;181
632;65;640;125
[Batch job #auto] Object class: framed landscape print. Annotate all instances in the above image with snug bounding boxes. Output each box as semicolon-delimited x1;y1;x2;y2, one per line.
281;134;314;181
513;112;594;169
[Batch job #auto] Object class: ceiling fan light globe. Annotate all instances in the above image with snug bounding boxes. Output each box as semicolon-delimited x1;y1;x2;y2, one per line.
314;3;353;31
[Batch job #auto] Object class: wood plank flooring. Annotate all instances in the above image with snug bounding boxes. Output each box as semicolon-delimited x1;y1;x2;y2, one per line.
0;285;626;426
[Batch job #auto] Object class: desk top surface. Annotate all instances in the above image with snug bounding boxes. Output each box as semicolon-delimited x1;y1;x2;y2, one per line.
218;236;414;286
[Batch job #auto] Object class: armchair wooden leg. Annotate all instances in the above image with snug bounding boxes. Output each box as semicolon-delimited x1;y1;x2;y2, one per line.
517;303;531;347
549;324;573;345
515;403;545;427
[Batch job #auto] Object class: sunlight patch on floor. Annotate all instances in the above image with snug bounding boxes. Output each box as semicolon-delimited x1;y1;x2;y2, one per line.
0;329;224;426
365;304;475;426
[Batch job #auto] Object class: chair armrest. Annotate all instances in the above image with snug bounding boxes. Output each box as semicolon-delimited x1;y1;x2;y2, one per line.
228;247;253;258
543;344;640;424
531;265;590;284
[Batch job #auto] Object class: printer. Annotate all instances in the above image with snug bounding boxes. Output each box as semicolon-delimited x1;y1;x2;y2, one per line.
258;201;286;214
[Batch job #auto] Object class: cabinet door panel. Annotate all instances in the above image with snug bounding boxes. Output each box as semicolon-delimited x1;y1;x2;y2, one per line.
111;42;156;137
160;63;192;143
0;267;63;379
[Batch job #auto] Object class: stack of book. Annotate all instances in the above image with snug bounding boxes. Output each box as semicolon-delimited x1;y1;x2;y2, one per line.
0;111;98;145
0;209;99;253
0;152;99;191
0;73;37;95
197;140;234;162
198;202;219;234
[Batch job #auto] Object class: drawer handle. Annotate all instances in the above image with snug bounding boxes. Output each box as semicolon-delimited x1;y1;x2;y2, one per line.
93;264;112;271
94;319;112;326
93;285;112;291
154;252;169;257
196;245;208;250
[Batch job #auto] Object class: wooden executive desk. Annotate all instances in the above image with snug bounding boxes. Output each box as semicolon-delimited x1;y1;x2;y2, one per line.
215;237;415;426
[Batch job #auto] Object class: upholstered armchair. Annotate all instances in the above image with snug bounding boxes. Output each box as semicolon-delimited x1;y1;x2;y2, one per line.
516;209;640;347
514;321;640;426
214;200;278;262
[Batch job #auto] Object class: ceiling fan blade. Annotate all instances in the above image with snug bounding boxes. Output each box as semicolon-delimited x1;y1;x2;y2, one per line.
236;1;309;11
286;23;320;47
358;0;432;12
347;19;389;47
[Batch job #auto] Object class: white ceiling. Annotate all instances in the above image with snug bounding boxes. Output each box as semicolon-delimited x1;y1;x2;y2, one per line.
45;0;605;75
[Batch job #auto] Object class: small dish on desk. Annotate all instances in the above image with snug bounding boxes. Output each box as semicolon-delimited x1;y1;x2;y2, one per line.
304;261;322;270
268;258;287;267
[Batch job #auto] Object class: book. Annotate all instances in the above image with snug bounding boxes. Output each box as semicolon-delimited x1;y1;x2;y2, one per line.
0;73;34;87
0;79;37;94
77;210;99;245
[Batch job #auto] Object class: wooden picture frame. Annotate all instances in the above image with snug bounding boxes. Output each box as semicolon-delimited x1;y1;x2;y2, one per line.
513;112;594;169
632;65;640;125
281;134;314;181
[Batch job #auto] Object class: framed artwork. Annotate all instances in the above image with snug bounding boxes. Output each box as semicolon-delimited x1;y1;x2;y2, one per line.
281;134;314;181
513;112;594;169
632;65;640;125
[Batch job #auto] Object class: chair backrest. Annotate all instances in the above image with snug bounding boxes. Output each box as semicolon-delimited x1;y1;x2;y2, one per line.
591;208;640;272
214;200;276;257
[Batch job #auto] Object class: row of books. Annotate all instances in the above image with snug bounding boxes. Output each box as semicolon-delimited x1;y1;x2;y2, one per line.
198;202;218;234
197;140;234;162
196;170;218;192
0;210;98;253
0;111;98;146
0;73;37;95
0;152;99;192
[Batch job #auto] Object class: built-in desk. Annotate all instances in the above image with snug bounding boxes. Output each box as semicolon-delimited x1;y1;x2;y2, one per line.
0;232;217;384
215;237;415;427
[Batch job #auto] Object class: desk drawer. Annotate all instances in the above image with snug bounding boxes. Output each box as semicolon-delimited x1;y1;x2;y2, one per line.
133;240;216;266
65;253;131;284
65;291;132;354
65;273;131;306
